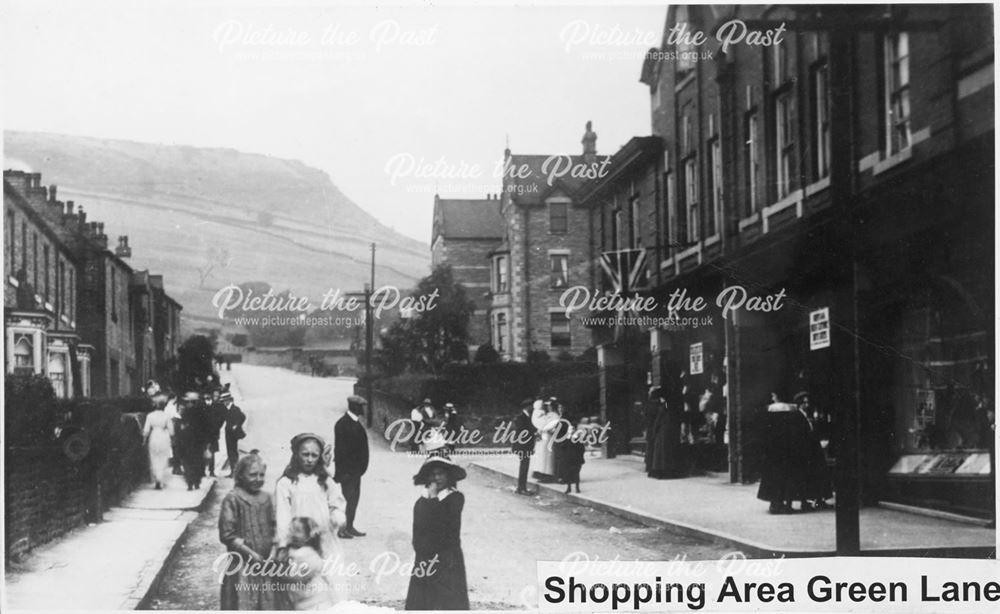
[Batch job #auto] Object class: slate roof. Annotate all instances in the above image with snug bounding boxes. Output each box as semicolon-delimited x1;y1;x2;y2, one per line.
433;197;504;241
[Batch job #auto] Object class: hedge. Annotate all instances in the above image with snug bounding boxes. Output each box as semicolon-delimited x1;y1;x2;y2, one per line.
371;362;600;418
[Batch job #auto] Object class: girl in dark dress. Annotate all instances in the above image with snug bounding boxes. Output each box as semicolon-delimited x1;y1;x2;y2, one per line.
405;454;469;611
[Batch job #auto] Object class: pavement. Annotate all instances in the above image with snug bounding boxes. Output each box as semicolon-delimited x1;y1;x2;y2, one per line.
3;383;227;611
470;451;997;559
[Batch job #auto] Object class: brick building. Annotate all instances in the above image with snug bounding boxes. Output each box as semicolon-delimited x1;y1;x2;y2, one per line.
579;4;994;517
489;125;611;361
4;170;183;397
4;175;91;397
431;195;504;352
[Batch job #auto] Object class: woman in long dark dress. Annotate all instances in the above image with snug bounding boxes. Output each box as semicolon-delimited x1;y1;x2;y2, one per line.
756;391;812;513
648;388;685;479
405;454;469;611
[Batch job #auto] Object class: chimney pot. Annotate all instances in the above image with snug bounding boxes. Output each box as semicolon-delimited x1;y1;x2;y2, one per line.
66;201;74;214
78;208;87;225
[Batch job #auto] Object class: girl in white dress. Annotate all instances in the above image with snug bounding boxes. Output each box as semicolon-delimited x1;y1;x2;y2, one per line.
275;433;347;608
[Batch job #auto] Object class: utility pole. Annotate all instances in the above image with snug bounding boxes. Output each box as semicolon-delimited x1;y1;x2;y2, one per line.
365;242;376;429
828;18;861;556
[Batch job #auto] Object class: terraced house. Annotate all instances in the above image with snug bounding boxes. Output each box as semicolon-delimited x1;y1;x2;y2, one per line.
578;4;994;519
4;170;183;397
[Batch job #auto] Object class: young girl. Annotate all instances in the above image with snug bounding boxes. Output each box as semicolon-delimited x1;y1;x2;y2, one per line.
218;452;275;610
275;433;347;607
285;517;336;610
405;453;469;611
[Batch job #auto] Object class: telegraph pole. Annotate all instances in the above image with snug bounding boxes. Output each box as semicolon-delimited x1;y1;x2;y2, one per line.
365;242;376;429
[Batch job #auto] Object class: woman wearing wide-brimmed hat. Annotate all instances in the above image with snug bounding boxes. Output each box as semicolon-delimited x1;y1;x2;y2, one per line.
404;452;470;611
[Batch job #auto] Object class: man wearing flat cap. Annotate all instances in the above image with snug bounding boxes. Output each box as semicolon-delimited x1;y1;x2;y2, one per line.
334;395;370;538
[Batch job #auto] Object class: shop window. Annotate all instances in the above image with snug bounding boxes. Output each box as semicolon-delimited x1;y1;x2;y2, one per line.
550;313;571;348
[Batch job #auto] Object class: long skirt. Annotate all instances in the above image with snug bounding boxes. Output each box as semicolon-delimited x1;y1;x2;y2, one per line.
405;547;469;611
148;429;172;486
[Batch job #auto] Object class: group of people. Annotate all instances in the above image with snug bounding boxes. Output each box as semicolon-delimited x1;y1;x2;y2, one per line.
756;390;833;514
512;396;588;495
142;380;247;491
408;398;462;452
645;371;728;480
217;394;470;611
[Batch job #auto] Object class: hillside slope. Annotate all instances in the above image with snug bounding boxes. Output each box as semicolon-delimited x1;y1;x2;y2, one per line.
4;131;431;329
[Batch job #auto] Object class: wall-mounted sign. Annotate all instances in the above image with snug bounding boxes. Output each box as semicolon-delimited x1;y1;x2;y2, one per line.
689;342;704;375
809;307;830;350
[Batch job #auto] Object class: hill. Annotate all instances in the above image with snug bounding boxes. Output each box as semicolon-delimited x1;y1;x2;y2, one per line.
4;131;431;334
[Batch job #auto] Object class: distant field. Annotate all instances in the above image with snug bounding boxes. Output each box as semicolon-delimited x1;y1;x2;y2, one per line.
62;188;425;324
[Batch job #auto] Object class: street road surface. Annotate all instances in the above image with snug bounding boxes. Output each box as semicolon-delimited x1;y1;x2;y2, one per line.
148;364;733;610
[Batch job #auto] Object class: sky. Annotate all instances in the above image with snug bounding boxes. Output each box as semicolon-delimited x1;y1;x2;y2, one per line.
2;0;666;243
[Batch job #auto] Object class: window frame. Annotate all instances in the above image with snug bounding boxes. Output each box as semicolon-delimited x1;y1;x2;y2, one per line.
745;111;760;216
883;31;912;155
812;60;831;180
683;156;699;243
550;312;571;348
774;90;794;200
549;202;569;234
549;253;570;289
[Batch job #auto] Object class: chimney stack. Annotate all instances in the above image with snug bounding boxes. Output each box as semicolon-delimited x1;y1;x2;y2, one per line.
78;207;87;227
49;185;57;202
582;120;598;164
115;235;132;258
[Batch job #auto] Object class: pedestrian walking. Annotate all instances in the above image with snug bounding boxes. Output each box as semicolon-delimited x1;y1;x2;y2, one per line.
222;391;246;476
218;452;276;610
405;453;470;611
164;392;183;475
334;395;369;539
179;392;210;490
143;394;174;489
512;398;538;495
274;433;347;606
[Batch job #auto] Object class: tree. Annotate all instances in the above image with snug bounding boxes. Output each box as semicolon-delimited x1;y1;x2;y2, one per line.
197;245;231;288
376;265;475;375
177;334;216;389
474;343;500;363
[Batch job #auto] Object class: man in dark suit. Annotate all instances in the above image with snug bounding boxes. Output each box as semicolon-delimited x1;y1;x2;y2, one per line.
335;395;370;538
512;397;538;495
221;391;245;476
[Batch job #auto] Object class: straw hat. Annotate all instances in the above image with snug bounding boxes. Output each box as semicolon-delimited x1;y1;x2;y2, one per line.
412;452;467;486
